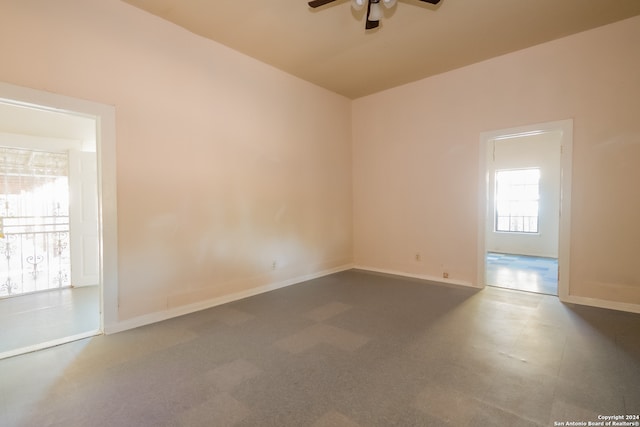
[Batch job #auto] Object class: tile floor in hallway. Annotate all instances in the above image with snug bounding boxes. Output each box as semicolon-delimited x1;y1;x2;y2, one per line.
1;270;639;427
486;252;558;295
0;286;100;357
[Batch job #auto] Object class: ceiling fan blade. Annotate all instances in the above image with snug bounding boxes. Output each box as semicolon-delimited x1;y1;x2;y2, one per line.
308;0;338;7
365;19;380;30
417;0;442;4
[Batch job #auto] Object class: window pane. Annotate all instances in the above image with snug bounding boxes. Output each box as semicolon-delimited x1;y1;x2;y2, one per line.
494;168;540;233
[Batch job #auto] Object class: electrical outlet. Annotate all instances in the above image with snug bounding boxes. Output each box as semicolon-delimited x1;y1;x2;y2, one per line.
272;261;277;270
415;253;421;262
443;272;449;279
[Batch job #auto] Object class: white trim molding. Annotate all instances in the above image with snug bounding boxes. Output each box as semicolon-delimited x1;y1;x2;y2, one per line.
563;295;640;315
106;263;354;334
0;330;100;361
354;265;477;289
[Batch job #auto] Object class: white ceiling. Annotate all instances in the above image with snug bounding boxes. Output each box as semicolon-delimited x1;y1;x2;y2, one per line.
124;0;640;99
0;102;96;149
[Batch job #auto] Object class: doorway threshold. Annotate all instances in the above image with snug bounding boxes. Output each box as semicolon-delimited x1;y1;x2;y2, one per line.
0;285;101;357
0;329;100;360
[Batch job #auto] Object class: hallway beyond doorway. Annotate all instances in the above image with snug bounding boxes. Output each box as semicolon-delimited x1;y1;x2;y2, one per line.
0;286;100;358
486;252;558;295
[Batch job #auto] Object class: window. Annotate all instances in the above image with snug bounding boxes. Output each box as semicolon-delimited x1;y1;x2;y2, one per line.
495;168;540;233
0;147;70;297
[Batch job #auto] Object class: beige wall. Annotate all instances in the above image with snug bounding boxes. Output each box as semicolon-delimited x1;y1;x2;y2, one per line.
0;0;353;321
353;15;640;305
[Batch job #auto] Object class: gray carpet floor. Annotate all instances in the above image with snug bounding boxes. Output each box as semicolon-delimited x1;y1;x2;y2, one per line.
2;270;639;426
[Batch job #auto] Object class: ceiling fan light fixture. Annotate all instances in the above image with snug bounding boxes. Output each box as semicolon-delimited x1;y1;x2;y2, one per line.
368;2;383;21
308;0;443;30
351;0;366;10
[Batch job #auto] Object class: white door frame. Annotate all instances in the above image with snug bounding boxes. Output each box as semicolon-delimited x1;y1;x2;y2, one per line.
477;119;573;301
0;81;118;333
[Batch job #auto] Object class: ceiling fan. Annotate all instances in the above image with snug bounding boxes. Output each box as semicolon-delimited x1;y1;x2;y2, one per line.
308;0;442;30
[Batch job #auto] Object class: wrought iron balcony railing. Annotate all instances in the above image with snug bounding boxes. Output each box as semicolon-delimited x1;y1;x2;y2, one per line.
0;215;71;298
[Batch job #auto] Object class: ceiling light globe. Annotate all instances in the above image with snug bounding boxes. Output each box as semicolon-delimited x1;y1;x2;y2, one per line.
351;0;367;10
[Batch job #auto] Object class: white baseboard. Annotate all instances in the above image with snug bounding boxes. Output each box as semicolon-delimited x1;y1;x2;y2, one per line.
105;263;639;335
561;294;640;314
355;266;640;314
105;263;354;335
353;265;477;289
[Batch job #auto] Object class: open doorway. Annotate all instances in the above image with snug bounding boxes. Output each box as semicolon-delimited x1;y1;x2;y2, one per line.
0;82;117;359
478;120;573;299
